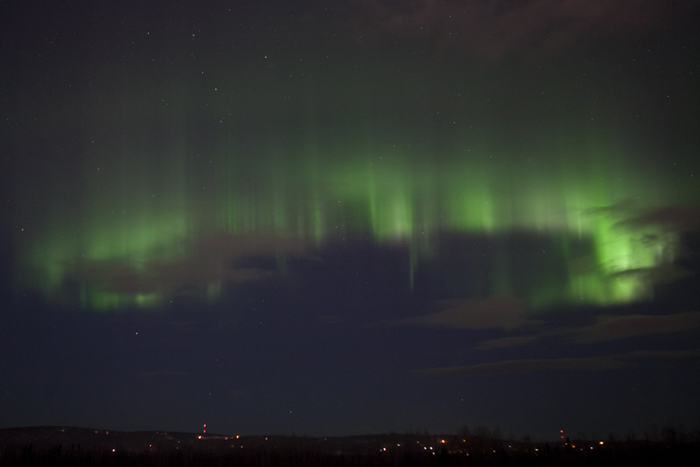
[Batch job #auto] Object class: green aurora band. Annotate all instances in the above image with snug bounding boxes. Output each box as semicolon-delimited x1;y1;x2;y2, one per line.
14;131;692;311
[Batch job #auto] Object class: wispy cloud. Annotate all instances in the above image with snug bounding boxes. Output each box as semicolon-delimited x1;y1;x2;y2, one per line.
616;206;700;234
474;311;700;349
628;349;700;359
388;297;536;330
416;356;627;377
609;264;692;287
574;312;700;343
475;329;568;350
346;0;695;59
415;348;700;377
68;232;308;299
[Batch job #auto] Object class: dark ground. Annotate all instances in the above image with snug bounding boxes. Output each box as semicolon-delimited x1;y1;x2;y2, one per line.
1;426;698;466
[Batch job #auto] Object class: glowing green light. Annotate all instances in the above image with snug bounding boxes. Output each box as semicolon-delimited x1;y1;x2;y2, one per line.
14;137;696;311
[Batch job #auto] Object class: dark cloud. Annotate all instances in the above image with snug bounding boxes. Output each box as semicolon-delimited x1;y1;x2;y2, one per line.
475;330;565;350
390;297;535;330
345;0;695;59
416;348;700;377
616;206;700;234
628;349;700;359
588;202;699;288
475;311;700;350
586;201;700;239
609;264;692;287
195;232;309;262
416;355;627;377
574;312;700;343
67;232;309;301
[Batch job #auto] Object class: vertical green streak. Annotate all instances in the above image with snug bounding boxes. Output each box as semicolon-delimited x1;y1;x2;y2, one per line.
15;127;696;310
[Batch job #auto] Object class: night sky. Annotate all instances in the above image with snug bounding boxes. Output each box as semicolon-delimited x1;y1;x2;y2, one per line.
2;0;700;441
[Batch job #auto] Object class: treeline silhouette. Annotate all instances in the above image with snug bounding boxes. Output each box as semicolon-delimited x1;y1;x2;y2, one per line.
1;425;699;466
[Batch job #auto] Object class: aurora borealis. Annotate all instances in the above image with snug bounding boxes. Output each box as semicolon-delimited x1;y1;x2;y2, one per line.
11;80;691;310
2;0;700;441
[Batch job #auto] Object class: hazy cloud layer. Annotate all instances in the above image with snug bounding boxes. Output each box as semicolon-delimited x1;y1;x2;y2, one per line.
393;297;533;330
416;348;700;377
475;311;700;350
616;206;700;233
416;356;627;377
69;232;308;298
345;0;695;59
475;329;566;350
574;312;700;343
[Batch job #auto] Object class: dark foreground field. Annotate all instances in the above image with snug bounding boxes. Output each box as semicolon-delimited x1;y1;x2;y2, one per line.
1;426;698;466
